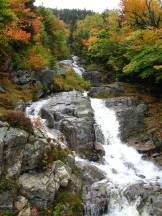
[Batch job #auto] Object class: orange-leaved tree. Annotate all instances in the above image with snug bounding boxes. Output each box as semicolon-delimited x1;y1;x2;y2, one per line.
120;0;162;28
0;0;42;57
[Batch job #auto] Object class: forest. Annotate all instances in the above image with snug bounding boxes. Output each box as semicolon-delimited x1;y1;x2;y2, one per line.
72;0;162;92
0;0;70;71
0;0;161;92
0;1;162;215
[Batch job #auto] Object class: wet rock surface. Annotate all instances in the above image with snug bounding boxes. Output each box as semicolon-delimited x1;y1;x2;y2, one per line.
151;153;162;166
127;136;156;155
123;184;162;216
77;161;106;184
41;91;99;159
14;196;31;216
104;97;145;141
14;196;29;212
116;106;145;141
83;183;109;216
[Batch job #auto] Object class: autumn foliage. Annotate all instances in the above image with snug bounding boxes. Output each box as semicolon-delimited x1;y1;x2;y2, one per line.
73;0;162;88
5;22;31;42
0;0;69;70
121;0;162;28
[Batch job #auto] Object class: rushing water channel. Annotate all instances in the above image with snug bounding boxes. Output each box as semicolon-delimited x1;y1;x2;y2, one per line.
91;99;162;187
26;57;162;216
90;98;162;216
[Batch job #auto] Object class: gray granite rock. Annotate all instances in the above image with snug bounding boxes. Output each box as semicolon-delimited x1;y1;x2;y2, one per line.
19;160;71;209
40;91;97;159
88;83;123;97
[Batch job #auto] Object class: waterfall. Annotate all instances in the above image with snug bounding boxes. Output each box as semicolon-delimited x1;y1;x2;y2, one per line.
25;57;162;215
90;98;162;215
91;98;162;186
59;56;84;76
72;55;85;77
26;99;55;139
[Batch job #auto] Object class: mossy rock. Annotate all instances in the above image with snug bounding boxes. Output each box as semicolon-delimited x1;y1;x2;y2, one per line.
40;145;70;170
53;191;83;216
0;176;19;193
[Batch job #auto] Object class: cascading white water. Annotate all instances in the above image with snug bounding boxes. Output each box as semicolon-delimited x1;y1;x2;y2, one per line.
26;98;68;149
72;56;85;77
26;99;55;139
90;98;162;215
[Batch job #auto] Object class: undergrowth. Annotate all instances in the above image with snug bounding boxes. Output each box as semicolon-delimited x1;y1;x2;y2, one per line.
54;67;91;91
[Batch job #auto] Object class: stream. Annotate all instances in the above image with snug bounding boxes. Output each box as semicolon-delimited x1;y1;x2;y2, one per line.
26;56;162;216
90;98;162;216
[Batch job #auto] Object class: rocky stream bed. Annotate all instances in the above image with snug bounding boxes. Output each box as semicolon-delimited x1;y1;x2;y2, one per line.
0;57;162;216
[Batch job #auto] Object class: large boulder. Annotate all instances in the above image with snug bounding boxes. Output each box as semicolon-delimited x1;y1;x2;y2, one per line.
36;68;57;86
123;183;145;202
12;67;59;93
88;83;123;98
105;97;138;108
19;160;71;209
21;139;48;172
105;97;145;141
117;106;145;141
123;184;162;216
82;164;105;184
83;183;109;216
127;136;156;155
0;126;53;176
0;127;28;177
41;91;97;159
